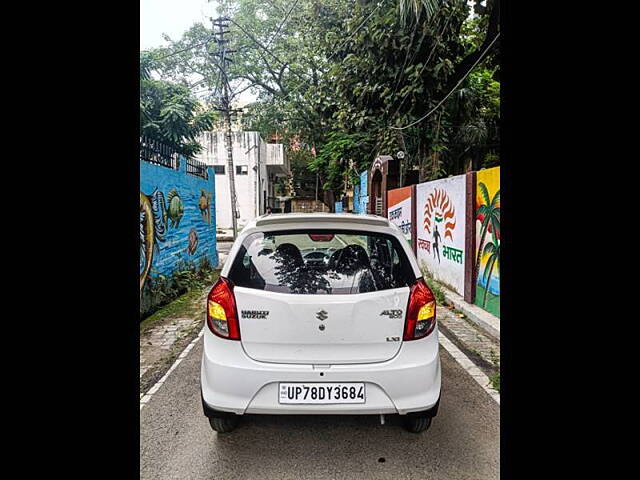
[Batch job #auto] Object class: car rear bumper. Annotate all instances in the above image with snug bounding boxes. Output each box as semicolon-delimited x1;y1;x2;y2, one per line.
201;325;441;416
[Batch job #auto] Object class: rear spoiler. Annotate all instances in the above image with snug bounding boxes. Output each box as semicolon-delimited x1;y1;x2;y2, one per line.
255;213;390;228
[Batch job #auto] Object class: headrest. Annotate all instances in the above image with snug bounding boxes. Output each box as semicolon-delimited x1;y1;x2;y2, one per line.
273;243;304;267
334;244;370;275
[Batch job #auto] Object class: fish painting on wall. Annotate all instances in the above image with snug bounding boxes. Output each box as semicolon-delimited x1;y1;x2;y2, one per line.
167;189;184;228
198;189;212;224
140;189;168;295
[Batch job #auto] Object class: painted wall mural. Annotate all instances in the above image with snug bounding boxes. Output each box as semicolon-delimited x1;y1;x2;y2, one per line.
387;186;413;245
356;170;369;215
353;184;361;214
140;190;167;293
140;157;218;297
166;189;184;228
474;166;500;317
416;175;467;295
198;189;212;224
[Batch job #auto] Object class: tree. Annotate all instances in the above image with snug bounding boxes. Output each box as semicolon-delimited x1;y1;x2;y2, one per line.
480;229;499;307
141;0;499;197
140;52;218;157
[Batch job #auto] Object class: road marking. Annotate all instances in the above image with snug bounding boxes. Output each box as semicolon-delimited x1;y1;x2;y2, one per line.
140;327;205;411
438;331;500;405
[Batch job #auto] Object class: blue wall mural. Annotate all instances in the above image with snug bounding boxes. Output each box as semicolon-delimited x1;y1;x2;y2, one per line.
140;156;217;296
353;184;361;213
354;170;369;214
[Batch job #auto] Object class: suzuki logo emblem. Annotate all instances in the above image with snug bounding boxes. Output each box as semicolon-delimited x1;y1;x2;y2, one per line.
316;310;328;321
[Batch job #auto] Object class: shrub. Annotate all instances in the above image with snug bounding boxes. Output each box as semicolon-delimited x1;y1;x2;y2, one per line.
140;256;217;320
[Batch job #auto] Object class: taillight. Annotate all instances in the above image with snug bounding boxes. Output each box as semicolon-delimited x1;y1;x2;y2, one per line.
207;277;240;340
404;278;437;340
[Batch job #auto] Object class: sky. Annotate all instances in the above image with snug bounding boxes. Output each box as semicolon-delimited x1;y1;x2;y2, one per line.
140;0;257;104
141;0;481;104
140;0;211;51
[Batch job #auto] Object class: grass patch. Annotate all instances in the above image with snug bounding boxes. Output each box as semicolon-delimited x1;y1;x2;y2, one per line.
140;270;219;333
424;277;447;306
475;284;500;317
489;349;500;368
489;372;500;392
141;256;219;320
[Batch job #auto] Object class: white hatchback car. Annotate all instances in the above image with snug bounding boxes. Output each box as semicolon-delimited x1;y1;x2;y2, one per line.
201;213;441;433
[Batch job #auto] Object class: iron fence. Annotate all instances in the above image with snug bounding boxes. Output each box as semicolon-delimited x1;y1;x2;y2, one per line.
186;157;209;179
139;136;179;169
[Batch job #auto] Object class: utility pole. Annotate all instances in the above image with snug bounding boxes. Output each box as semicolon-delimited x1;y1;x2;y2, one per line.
210;16;241;239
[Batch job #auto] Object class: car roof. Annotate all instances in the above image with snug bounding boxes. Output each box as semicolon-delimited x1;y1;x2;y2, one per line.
250;213;393;230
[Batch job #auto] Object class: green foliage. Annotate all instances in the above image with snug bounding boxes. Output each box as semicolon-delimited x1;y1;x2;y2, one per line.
143;0;499;194
424;276;447;306
489;349;500;368
489;372;500;392
140;52;218;157
312;131;370;194
288;147;317;195
140;256;217;320
398;0;442;25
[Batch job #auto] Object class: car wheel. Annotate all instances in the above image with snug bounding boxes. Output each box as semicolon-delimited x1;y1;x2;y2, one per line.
404;415;432;433
208;416;239;433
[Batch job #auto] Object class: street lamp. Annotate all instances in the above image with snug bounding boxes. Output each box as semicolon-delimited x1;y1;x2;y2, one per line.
396;150;406;186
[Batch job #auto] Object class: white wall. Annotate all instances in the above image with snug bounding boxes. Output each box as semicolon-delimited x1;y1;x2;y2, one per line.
195;131;269;230
415;175;467;295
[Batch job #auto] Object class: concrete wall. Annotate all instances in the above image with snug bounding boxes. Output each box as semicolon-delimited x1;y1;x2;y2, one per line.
474;167;500;317
415;175;467;295
195;131;268;230
266;143;289;172
140;157;218;295
387;186;413;246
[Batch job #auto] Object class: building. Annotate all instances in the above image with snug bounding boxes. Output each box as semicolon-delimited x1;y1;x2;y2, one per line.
195;131;290;229
265;143;292;212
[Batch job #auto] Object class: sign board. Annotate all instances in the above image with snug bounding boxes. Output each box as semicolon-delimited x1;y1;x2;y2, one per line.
415;175;467;295
387;186;413;245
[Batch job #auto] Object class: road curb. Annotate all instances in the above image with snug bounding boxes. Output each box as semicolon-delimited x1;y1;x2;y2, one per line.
439;331;500;405
439;286;500;342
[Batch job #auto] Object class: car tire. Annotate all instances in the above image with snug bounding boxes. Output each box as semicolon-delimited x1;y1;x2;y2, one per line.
404;415;432;433
208;416;239;433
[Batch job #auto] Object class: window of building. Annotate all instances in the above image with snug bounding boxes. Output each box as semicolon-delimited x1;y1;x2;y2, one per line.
236;165;249;175
213;165;225;175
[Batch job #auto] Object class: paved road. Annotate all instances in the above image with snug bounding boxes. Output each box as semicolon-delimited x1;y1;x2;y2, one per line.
140;332;499;479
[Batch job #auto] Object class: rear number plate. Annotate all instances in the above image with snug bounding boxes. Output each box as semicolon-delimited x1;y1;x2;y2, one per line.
279;383;366;404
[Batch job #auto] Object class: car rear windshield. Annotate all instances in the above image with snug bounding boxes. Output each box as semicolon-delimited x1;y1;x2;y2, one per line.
227;229;416;294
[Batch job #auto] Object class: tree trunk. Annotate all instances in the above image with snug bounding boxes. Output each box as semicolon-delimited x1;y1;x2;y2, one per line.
482;256;496;308
443;1;500;95
474;224;488;290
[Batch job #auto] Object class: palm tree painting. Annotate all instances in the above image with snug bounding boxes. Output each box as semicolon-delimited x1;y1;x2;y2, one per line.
480;229;500;308
474;168;500;316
